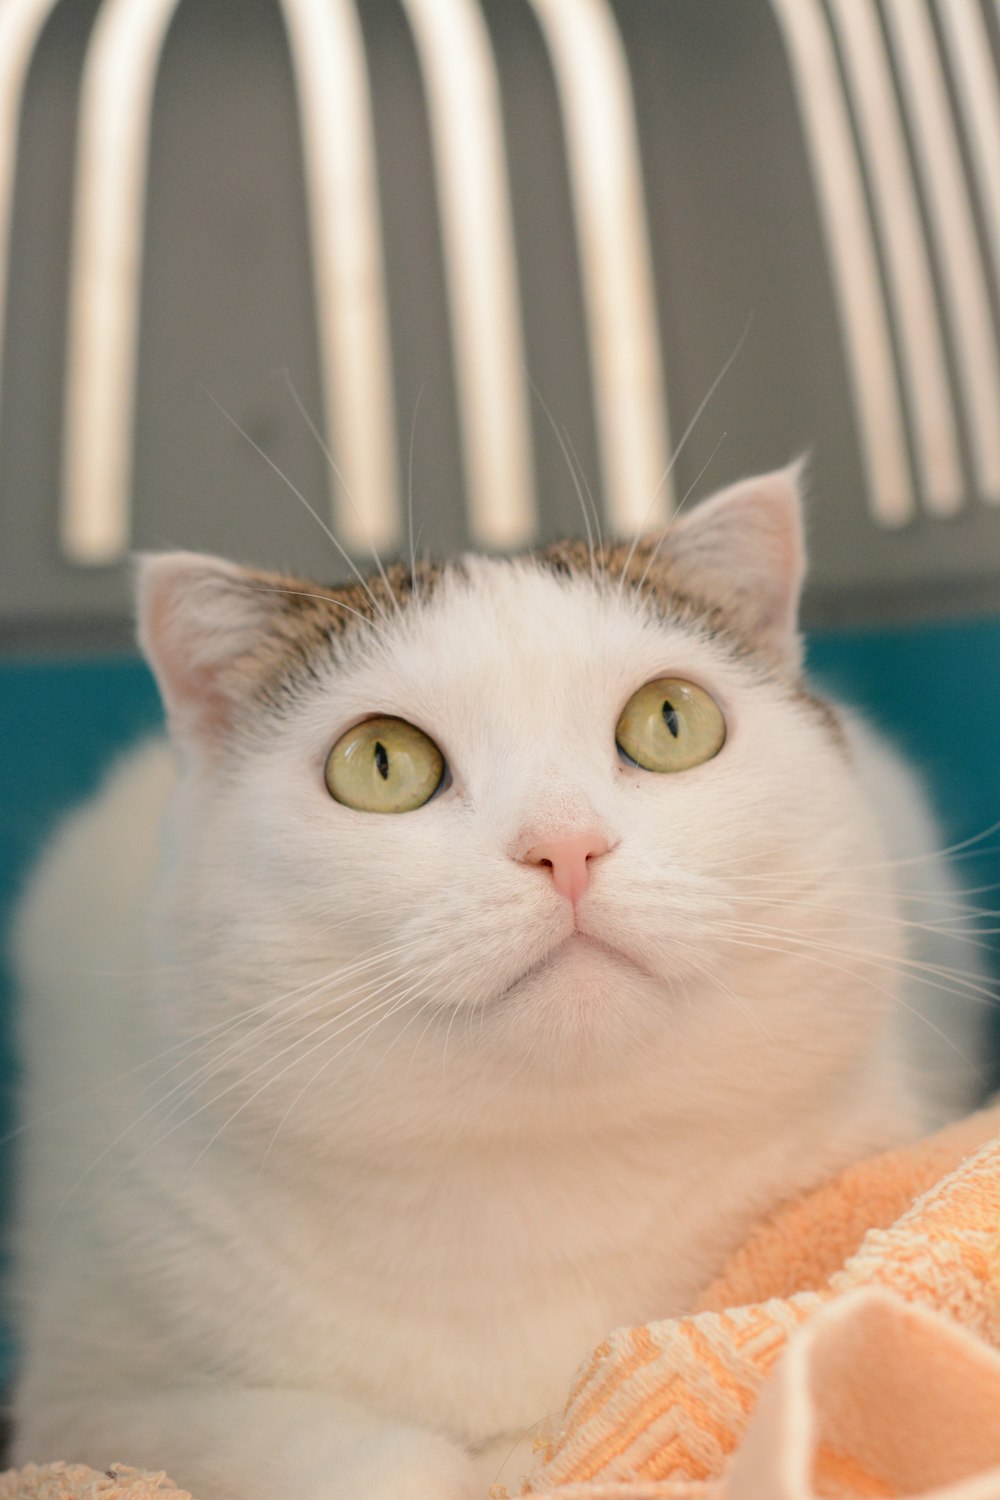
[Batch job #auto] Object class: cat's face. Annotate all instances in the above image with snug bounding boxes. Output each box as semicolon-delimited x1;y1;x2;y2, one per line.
139;468;902;1146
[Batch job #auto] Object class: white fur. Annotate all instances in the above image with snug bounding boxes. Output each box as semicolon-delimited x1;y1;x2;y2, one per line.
10;478;984;1498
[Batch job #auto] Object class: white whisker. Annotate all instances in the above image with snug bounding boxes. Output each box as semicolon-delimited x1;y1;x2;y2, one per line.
203;387;390;622
278;369;402;615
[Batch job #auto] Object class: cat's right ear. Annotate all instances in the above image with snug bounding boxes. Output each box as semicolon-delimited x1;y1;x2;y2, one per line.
136;552;282;750
664;461;807;667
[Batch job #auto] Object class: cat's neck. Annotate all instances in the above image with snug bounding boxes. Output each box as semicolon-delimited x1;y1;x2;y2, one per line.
207;1050;917;1301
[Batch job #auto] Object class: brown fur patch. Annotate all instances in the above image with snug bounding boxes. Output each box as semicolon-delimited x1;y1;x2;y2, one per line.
221;560;444;720
231;542;844;752
534;537;848;751
536;536;762;658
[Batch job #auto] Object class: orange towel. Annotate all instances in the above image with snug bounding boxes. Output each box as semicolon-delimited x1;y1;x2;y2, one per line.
516;1104;1000;1499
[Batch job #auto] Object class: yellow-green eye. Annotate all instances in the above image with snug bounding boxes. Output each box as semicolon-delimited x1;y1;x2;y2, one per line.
616;678;726;773
325;717;445;813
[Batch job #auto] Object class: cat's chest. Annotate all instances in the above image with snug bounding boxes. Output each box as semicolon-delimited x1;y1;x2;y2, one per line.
167;1142;749;1439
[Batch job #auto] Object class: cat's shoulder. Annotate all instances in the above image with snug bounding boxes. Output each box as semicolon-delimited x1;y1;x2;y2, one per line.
838;709;942;854
13;738;176;991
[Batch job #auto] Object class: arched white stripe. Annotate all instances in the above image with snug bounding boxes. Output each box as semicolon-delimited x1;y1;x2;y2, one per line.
943;0;1000;285
527;0;671;534
883;0;1000;501
398;0;536;549
278;0;401;553
769;0;913;526
0;0;63;425
64;0;401;566
936;0;1000;502
827;0;963;517
62;0;183;564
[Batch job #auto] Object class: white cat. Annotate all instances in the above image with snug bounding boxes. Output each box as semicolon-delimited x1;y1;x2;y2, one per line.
10;468;985;1499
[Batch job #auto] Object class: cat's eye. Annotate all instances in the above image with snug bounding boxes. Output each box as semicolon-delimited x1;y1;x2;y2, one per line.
616;678;726;773
325;717;445;813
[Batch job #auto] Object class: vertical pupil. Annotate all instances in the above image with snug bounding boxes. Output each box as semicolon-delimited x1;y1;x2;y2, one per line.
662;701;680;738
374;741;390;779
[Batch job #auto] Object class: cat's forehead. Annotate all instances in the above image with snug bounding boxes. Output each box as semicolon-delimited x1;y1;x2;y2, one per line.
245;540;844;749
293;535;766;668
258;555;736;760
235;530;809;739
291;544;760;702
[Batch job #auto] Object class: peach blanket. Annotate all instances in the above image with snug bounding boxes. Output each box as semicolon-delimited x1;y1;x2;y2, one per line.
510;1104;1000;1500
3;1108;1000;1500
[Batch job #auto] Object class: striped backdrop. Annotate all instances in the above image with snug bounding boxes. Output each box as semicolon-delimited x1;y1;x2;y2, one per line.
1;1;999;642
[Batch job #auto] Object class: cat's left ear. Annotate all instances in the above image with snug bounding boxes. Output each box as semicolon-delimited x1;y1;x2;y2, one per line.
666;461;807;667
135;552;291;752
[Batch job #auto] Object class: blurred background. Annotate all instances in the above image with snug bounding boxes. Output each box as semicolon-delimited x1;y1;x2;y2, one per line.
2;0;1000;1377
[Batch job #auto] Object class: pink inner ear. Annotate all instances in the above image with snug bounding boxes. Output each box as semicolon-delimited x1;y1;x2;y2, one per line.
138;554;261;747
668;464;806;653
147;595;225;739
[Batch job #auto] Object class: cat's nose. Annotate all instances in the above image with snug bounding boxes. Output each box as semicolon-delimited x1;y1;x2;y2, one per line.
522;832;611;905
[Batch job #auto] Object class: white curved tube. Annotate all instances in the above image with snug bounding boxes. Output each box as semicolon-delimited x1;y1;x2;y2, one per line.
279;0;402;553
770;0;914;527
935;0;1000;505
62;0;184;564
827;0;963;518
884;0;1000;502
527;0;672;534
399;0;537;549
0;0;64;436
64;0;402;564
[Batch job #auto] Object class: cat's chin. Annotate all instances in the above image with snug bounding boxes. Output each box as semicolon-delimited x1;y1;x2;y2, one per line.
555;931;645;972
472;930;674;1074
493;930;664;1015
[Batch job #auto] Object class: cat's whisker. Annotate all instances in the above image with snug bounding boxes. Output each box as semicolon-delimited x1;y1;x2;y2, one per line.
40;940;436;1216
725;925;980;1076
129;934;434;1097
440;990;464;1083
128;979;418;1186
719;916;1000;1012
676;944;778;1045
631;431;728;598
203;388;390;624
529;378;597;585
257;960;453;1164
407;383;427;600
721;874;1000;916
365;980;454;1088
0;954;363;1147
561;424;606;586
716;868;1000;954
146;974;388;1125
616;324;749;597
153;943;442;1133
277;369;402;617
248;583;387;640
41;972;347;1224
723;888;1000;946
720;817;1000;883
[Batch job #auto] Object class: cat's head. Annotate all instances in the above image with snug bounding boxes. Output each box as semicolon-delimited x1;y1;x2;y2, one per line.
137;467;902;1145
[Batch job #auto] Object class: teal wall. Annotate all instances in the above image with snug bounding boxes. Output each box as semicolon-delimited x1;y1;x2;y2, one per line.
808;620;1000;873
0;622;998;1383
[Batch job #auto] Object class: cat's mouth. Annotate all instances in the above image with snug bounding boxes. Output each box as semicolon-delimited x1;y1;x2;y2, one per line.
500;930;653;999
562;932;634;965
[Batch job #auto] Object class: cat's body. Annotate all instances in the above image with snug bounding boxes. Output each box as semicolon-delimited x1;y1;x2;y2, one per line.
9;470;983;1498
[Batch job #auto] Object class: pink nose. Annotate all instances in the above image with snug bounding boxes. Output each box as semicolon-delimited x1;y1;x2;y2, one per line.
522;832;611;905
